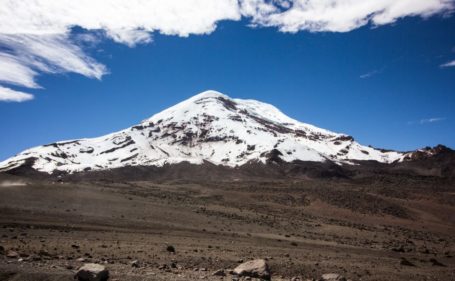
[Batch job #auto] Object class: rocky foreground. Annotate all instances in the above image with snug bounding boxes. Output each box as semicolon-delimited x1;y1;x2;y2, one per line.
0;172;454;280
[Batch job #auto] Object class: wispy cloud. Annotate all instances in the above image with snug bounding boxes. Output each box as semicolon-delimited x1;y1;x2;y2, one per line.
0;0;453;102
420;117;446;124
360;69;381;79
0;85;34;102
0;0;241;101
408;117;446;125
440;59;455;67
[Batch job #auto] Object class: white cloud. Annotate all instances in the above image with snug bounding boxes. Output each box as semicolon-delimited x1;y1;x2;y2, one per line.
420;117;446;124
0;53;40;88
0;0;241;101
0;0;453;102
440;59;455;67
240;0;454;32
0;0;241;42
0;85;34;102
0;34;107;80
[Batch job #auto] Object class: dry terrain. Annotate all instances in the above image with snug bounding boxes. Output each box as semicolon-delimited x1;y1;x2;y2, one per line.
0;173;454;280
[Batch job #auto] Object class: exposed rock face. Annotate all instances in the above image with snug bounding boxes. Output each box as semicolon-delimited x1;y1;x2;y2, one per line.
233;259;271;280
75;263;109;281
402;144;451;161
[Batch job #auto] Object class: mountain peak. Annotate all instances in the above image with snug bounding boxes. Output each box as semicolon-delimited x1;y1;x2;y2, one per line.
144;90;238;123
0;91;406;174
190;90;229;100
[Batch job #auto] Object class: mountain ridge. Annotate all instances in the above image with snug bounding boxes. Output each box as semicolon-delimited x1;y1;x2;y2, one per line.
0;90;451;176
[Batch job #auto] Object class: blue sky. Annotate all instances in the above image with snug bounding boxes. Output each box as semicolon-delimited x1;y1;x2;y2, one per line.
1;1;455;160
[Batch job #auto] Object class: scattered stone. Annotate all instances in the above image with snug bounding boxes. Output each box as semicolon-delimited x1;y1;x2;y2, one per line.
131;260;140;268
0;245;4;255
166;245;175;253
25;254;41;261
233;259;270;280
75;263;109;281
320;273;347;281
391;246;405;252
6;250;19;258
212;269;226;276
400;258;415;267
429;258;446;267
77;257;86;262
66;264;74;270
158;264;169;270
39;250;51;257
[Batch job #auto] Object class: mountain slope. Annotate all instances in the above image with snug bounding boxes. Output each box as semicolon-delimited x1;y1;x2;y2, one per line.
0;90;405;174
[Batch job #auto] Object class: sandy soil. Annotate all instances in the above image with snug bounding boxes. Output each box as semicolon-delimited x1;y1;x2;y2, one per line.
0;175;454;280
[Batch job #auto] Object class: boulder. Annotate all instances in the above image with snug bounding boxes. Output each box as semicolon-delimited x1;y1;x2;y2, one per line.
320;273;347;281
233;259;270;280
75;263;109;281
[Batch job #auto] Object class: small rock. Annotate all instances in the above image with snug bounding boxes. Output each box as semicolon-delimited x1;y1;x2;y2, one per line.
212;269;226;276
158;264;168;270
75;263;109;281
320;273;347;281
66;264;74;270
400;257;415;267
38;250;51;257
26;254;41;261
131;260;140;268
429;258;446;267
233;259;270;280
6;250;19;258
166;245;175;253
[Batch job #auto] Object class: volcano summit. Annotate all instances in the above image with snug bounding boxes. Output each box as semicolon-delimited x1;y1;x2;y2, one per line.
0;90;449;176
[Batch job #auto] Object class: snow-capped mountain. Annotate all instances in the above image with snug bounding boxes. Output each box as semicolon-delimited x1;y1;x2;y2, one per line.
0;90;405;174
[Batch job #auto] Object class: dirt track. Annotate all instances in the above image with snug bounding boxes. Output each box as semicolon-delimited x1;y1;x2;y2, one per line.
0;175;454;280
